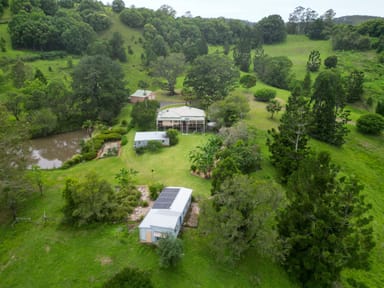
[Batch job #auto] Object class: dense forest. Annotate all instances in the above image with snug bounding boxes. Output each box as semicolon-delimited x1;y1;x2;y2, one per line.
1;1;384;287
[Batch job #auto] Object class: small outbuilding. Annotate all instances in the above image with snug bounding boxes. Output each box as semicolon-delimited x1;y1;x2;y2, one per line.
139;187;193;243
157;106;205;134
134;131;169;149
130;90;155;103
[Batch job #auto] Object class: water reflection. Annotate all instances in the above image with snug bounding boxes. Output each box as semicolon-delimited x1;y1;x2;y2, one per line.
28;130;87;169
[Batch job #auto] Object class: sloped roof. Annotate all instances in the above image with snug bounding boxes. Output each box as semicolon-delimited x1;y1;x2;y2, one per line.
139;187;193;230
131;89;153;97
134;131;168;142
157;106;205;121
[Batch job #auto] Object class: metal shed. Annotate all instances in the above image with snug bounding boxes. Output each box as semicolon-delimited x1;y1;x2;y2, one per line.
134;131;170;148
139;187;193;243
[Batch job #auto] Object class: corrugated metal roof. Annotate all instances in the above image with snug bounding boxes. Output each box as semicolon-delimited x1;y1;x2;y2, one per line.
139;187;193;230
131;89;153;97
157;106;205;120
134;131;168;142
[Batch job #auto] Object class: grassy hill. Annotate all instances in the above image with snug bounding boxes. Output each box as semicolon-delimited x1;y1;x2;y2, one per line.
1;9;384;288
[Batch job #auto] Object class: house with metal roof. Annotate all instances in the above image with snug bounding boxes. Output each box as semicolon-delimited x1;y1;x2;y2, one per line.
130;89;155;103
157;106;205;134
134;131;169;148
139;187;192;243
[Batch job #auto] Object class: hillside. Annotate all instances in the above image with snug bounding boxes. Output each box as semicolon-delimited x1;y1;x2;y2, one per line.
334;15;384;25
1;4;384;288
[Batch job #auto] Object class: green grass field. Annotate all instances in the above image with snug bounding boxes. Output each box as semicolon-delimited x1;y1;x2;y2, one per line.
1;18;384;288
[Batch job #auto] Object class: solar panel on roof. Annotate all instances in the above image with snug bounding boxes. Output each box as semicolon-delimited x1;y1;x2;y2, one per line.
152;188;179;209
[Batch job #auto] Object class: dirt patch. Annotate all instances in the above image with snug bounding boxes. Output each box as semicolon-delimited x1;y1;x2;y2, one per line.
97;141;121;159
129;185;154;222
184;202;199;228
45;245;51;253
96;256;112;266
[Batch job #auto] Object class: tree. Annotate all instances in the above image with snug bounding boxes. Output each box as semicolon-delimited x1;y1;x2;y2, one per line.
189;136;222;178
257;14;287;44
324;55;338;69
28;107;58;138
310;70;350;146
356;113;384;135
200;175;284;265
153;53;185;96
208;94;250;128
61;21;96;54
306;50;321;72
34;68;47;85
30;165;44;196
259;56;293;89
130;100;160;131
233;27;253;72
376;101;384;116
11;59;31;88
109;32;127;62
111;0;124;13
0;106;31;220
72;55;126;123
211;156;240;195
346;70;364;103
287;6;305;34
157;235;183;268
253;47;268;77
267;94;311;182
239;74;256;89
278;152;375;287
183;53;239;107
302;71;312;97
62;173;116;226
266;99;282;119
40;0;58;15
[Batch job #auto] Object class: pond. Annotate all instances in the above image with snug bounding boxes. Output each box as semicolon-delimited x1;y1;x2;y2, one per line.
28;130;88;169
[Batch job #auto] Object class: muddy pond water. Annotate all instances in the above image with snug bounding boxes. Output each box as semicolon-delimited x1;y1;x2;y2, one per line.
28;130;87;169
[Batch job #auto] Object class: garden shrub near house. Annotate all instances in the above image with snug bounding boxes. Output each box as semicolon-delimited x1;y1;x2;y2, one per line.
149;183;165;200
166;129;179;146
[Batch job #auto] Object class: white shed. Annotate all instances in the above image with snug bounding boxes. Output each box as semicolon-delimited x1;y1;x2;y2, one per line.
134;131;170;148
139;187;192;243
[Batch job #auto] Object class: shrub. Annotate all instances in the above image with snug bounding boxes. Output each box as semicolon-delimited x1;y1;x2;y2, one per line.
356;113;384;135
376;101;384;116
166;129;179;146
146;141;163;153
378;52;384;64
158;235;183;268
102;267;153;288
254;89;276;102
149;183;164;200
110;127;128;134
61;154;84;169
121;135;128;146
239;74;257;89
324;56;338;69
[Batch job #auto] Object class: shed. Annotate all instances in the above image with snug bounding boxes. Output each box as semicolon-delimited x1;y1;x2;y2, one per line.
139;187;193;243
157;106;205;133
130;90;155;103
134;131;170;148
